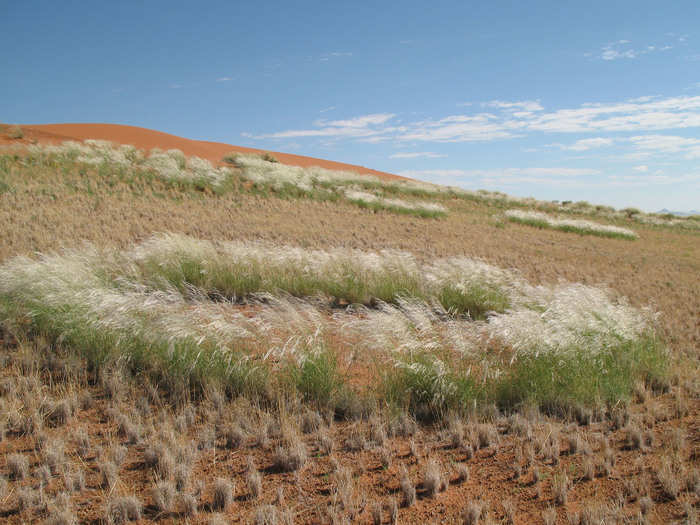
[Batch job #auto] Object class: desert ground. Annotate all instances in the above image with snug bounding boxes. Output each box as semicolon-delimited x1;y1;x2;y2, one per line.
0;123;698;524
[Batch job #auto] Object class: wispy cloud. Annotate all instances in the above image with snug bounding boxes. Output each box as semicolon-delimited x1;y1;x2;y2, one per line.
401;167;599;180
319;106;336;113
248;94;700;144
484;100;544;112
320;52;353;62
399;167;601;189
607;172;700;186
250;113;397;140
596;39;675;61
216;77;233;82
389;152;446;159
550;137;615;151
629;134;700;158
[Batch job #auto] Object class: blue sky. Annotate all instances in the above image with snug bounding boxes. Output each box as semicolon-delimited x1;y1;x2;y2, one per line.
3;1;700;211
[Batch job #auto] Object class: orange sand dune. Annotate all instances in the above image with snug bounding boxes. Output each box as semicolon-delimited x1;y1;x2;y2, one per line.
8;123;406;181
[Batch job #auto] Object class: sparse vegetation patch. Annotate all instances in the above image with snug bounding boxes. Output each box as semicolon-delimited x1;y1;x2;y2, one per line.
505;209;639;239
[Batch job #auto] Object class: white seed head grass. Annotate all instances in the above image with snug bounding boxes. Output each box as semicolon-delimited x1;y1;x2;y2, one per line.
505;209;638;239
0;234;658;387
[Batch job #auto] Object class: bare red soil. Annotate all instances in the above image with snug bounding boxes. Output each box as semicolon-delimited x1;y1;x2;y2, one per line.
2;123;407;181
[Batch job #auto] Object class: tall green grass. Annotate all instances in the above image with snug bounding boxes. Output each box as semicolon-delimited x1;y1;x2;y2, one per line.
131;234;511;317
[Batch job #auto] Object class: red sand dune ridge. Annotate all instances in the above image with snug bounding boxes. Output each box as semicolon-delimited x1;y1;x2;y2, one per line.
6;123;407;181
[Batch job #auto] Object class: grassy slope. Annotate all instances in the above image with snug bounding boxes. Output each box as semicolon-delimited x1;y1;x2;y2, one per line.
0;141;698;525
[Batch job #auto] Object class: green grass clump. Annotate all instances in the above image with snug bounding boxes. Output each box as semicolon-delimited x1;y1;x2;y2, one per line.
494;334;667;416
0;292;269;401
290;347;345;409
437;283;510;319
382;353;478;422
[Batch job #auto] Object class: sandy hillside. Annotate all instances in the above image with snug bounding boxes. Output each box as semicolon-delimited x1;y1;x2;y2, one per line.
2;122;407;181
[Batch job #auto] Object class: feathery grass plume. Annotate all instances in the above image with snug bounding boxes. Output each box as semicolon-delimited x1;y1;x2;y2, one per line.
505;209;638;239
223;152;447;217
343;189;447;218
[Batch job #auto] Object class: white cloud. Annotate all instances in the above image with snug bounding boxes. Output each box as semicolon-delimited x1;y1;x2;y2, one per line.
554;137;615;151
320;52;353;61
597;39;674;61
324;114;395;128
216;77;233;82
633;165;649;172
389;152;446;159
249;95;700;145
607;172;700;186
401;167;599;180
252;113;397;140
400;167;600;188
484;100;544;112
629;134;700;158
